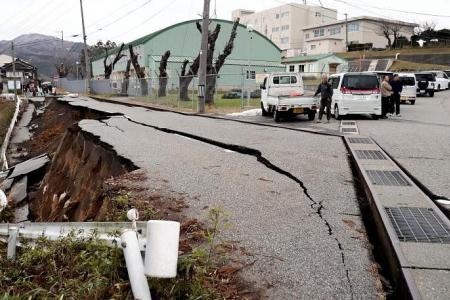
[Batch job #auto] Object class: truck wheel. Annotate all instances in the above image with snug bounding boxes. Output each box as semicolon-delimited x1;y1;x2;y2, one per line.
308;111;316;121
261;102;269;116
410;100;416;105
273;109;281;122
334;105;341;120
438;84;441;90
429;91;434;97
372;114;380;120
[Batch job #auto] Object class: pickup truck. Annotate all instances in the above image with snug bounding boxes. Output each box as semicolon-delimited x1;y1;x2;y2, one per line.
260;72;318;122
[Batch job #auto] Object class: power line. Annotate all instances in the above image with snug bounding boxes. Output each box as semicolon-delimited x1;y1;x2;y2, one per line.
87;0;154;37
109;0;179;41
338;0;450;18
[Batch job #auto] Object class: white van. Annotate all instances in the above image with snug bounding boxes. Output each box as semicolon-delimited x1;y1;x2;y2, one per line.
397;73;417;105
328;72;381;120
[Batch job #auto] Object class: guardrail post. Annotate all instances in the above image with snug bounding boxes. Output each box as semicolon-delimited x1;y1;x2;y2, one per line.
121;229;152;300
7;226;19;260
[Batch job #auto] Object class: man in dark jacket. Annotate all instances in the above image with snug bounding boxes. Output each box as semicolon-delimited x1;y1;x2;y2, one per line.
390;75;403;117
314;75;333;122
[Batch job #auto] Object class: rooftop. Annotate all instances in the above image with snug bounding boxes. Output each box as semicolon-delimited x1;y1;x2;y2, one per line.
303;16;418;30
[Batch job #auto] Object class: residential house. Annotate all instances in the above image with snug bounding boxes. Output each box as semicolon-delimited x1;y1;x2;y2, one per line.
282;53;347;75
232;3;337;57
1;58;38;92
302;16;417;55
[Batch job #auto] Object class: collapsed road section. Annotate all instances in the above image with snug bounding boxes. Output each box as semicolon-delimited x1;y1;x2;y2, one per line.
1;95;385;298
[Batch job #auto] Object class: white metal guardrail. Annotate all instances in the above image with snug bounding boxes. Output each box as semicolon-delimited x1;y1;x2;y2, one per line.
0;210;180;300
0;96;22;170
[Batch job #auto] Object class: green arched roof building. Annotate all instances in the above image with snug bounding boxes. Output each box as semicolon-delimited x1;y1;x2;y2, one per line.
92;19;283;85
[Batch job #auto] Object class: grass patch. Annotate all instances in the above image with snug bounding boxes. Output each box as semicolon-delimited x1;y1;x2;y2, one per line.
0;101;16;143
0;231;132;299
94;91;260;113
336;47;450;60
389;60;449;71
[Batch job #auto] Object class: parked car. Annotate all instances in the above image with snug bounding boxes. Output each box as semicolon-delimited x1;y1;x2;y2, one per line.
430;71;450;90
328;72;381;120
250;89;261;99
414;72;436;97
222;89;242;99
396;73;417;105
260;72;318;122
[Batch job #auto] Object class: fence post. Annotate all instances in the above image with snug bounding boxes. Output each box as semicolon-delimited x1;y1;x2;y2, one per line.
7;226;19;260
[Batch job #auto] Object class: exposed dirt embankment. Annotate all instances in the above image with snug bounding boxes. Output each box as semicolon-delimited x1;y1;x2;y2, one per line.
31;124;136;221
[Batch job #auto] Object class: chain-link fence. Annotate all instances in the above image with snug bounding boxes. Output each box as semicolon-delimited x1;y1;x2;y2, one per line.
55;71;338;112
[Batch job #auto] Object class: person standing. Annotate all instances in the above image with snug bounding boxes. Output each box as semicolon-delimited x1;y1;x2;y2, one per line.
381;76;392;119
314;75;333;123
390;75;403;117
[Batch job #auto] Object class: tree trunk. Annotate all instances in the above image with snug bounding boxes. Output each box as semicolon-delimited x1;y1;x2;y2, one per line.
179;76;194;101
158;77;168;97
121;59;131;96
158;50;171;97
205;74;216;104
129;44;148;96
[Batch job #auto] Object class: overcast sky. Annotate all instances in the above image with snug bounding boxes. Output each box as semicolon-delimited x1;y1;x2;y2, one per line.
1;0;449;45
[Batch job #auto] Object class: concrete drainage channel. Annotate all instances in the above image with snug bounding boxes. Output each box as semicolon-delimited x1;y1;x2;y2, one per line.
344;135;450;299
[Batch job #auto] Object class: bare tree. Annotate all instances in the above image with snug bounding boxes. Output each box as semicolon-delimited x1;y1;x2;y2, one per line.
121;59;131;95
377;22;393;49
178;18;240;103
158;50;171;97
178;22;220;101
55;62;69;78
205;19;239;103
129;44;148;95
103;43;126;79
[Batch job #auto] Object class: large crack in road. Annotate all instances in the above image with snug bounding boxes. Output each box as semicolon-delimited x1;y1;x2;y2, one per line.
113;115;355;297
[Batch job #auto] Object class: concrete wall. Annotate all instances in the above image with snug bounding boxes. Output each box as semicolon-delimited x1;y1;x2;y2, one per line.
305;39;345;55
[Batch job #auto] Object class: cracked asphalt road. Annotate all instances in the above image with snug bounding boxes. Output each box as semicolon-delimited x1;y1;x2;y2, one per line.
60;96;379;298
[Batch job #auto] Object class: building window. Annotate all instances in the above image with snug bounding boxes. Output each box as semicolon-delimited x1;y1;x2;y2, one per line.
315;12;322;17
289;65;295;72
298;65;305;72
281;25;290;31
280;37;289;44
329;26;341;35
348;22;359;32
281;11;289;17
305;33;310;39
272;27;279;32
314;28;324;37
310;44;316;50
276;13;279;19
246;70;256;80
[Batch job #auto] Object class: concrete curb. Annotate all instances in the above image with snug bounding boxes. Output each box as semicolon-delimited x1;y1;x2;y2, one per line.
344;135;450;300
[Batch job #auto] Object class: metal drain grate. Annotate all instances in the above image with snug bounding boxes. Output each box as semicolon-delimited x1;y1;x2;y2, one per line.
342;121;356;126
348;137;372;144
342;128;357;133
385;207;450;243
366;170;411;186
355;150;386;160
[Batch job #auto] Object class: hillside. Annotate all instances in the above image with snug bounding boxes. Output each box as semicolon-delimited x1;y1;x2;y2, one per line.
0;34;84;79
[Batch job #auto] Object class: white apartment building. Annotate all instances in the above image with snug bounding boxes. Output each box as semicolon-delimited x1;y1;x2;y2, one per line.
302;16;417;55
232;3;337;57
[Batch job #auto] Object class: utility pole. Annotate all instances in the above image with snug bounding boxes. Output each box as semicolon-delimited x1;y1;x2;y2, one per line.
198;0;210;113
11;42;17;100
345;13;348;52
79;0;90;92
